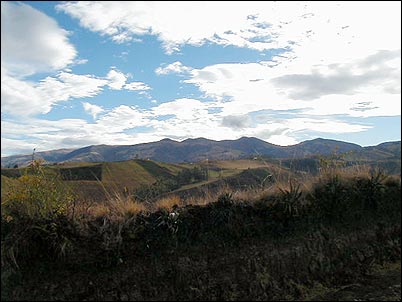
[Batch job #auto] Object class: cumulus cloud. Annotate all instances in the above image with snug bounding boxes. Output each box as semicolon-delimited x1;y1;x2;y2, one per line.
54;1;401;129
152;98;209;120
183;47;401;119
1;1;77;76
1;69;108;116
1;99;373;157
1;2;152;118
41;72;109;101
106;69;127;90
56;2;400;58
82;102;105;119
271;49;401;100
97;105;152;130
2;1;400;156
155;61;193;75
51;2;304;53
1;67;151;117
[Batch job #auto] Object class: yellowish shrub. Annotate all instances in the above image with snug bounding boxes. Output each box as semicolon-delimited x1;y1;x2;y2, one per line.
1;162;74;221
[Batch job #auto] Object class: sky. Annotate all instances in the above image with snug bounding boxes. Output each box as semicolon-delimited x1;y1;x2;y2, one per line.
1;1;401;157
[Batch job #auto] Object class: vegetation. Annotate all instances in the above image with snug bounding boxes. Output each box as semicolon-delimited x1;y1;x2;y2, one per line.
1;157;400;301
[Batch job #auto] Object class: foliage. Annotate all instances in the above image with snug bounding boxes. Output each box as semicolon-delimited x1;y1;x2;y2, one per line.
270;181;304;229
2;160;74;221
175;166;208;186
354;168;387;212
1;160;77;271
310;174;351;222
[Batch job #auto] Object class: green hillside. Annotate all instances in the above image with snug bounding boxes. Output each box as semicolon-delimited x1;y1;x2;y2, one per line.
1;158;293;204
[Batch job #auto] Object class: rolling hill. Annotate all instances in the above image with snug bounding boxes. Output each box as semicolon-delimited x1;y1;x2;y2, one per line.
1;158;286;202
2;137;400;168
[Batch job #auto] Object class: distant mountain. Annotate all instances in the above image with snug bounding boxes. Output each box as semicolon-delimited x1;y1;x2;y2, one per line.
1;137;400;168
287;138;363;157
358;141;401;160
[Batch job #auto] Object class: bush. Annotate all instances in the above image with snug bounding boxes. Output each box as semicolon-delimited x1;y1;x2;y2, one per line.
354;169;387;212
1;160;76;269
310;175;352;223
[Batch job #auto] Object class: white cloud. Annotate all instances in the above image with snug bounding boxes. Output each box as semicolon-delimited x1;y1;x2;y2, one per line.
1;2;152;118
96;105;152;131
152;98;209;120
1;137;38;158
1;69;107;116
1;68;45;116
57;2;400;56
75;58;89;65
2;1;400;156
40;72;109;101
1;111;153;156
124;82;151;91
57;1;295;53
1;67;152;117
1;1;77;77
54;1;401;141
106;69;127;90
82;102;105;119
1;98;374;157
183;48;401;119
155;61;193;75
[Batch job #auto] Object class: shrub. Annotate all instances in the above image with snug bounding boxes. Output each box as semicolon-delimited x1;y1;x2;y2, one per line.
310;175;351;223
1;160;74;221
270;181;304;228
354;169;387;212
1;160;76;270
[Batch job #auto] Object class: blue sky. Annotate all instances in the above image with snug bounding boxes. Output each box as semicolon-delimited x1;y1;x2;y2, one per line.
1;1;401;157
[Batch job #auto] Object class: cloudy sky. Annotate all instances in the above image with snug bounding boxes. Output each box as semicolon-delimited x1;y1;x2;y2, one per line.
1;1;401;157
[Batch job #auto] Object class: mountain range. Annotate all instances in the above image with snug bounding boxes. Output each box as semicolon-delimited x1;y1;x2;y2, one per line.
1;137;400;168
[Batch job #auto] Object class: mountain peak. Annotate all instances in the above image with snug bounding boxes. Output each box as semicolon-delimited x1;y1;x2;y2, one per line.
159;138;176;142
182;137;212;143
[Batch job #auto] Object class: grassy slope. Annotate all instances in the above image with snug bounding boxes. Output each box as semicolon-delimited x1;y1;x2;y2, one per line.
1;159;299;204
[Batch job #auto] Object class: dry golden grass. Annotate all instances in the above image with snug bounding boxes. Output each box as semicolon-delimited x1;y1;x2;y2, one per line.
88;193;147;220
7;158;393;224
154;195;182;211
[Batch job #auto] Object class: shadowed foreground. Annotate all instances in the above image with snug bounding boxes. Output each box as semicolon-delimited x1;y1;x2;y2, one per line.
1;168;401;300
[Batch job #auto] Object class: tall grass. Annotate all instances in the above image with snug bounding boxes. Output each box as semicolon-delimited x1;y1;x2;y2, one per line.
88;193;147;221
